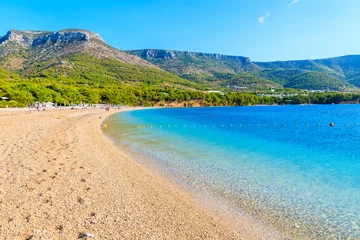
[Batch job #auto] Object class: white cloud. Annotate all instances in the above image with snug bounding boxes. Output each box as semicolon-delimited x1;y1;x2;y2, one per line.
288;0;299;7
258;12;270;24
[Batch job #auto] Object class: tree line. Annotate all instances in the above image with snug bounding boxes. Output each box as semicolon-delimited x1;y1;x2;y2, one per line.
1;80;359;108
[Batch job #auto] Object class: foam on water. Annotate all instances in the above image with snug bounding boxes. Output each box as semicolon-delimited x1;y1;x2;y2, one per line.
103;105;360;239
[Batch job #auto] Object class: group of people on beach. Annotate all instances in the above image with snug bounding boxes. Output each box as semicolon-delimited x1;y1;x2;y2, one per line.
28;103;46;111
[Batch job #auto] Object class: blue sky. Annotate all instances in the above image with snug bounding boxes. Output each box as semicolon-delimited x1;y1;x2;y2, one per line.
1;0;359;61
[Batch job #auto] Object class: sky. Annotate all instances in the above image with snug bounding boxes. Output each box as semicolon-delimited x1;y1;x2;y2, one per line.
1;0;359;62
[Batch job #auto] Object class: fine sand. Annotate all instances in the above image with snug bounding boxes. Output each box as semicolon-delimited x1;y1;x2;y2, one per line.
0;108;279;239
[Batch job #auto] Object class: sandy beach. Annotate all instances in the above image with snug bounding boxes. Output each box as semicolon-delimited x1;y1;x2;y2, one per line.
0;108;275;239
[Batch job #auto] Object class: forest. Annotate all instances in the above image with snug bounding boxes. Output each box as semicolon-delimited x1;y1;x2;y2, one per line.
1;53;360;108
1;76;359;108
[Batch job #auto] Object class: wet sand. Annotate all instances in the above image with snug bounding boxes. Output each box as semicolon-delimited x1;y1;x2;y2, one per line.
0;108;278;239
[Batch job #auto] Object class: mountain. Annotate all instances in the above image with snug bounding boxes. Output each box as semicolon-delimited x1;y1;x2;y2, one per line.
0;29;203;89
1;29;359;91
0;29;156;69
256;55;360;87
1;29;359;108
127;49;260;74
128;49;359;91
126;49;278;90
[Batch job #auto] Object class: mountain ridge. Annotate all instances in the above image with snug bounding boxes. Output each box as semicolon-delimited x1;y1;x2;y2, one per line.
128;49;360;90
128;49;360;66
0;29;206;90
127;49;260;73
0;29;158;70
1;29;360;91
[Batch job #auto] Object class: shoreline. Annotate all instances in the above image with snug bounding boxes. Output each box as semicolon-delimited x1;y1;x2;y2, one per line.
103;105;360;240
0;107;270;239
101;112;287;240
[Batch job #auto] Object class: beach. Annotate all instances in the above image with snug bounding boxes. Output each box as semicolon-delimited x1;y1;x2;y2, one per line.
0;108;271;239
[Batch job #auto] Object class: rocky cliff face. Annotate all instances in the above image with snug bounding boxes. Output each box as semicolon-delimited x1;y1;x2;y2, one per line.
134;49;253;62
0;31;31;46
128;49;259;75
140;49;176;60
0;29;104;47
31;30;104;47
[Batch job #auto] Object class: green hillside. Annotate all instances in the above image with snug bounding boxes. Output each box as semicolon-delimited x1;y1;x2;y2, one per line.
208;72;280;90
284;72;349;90
256;69;304;85
128;49;360;90
21;53;208;90
1;28;360;109
127;49;260;74
0;30;213;92
127;49;280;90
255;55;360;88
2;68;359;108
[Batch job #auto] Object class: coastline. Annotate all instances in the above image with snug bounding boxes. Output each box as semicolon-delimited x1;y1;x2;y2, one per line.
101;112;287;240
0;107;271;239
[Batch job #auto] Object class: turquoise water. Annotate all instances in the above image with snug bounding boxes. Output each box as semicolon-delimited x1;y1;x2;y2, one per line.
103;105;360;239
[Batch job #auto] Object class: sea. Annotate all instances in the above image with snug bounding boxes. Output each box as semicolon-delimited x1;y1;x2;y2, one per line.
102;105;360;239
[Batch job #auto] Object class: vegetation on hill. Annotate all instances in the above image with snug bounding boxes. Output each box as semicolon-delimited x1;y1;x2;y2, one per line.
255;55;360;88
1;29;360;108
127;49;260;74
256;69;304;85
284;72;349;90
0;29;158;72
128;49;360;90
210;72;280;89
21;53;208;90
127;49;277;90
179;72;280;90
1;66;359;108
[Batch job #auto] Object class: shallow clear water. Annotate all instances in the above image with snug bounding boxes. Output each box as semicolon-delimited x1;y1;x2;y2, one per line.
103;105;360;239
